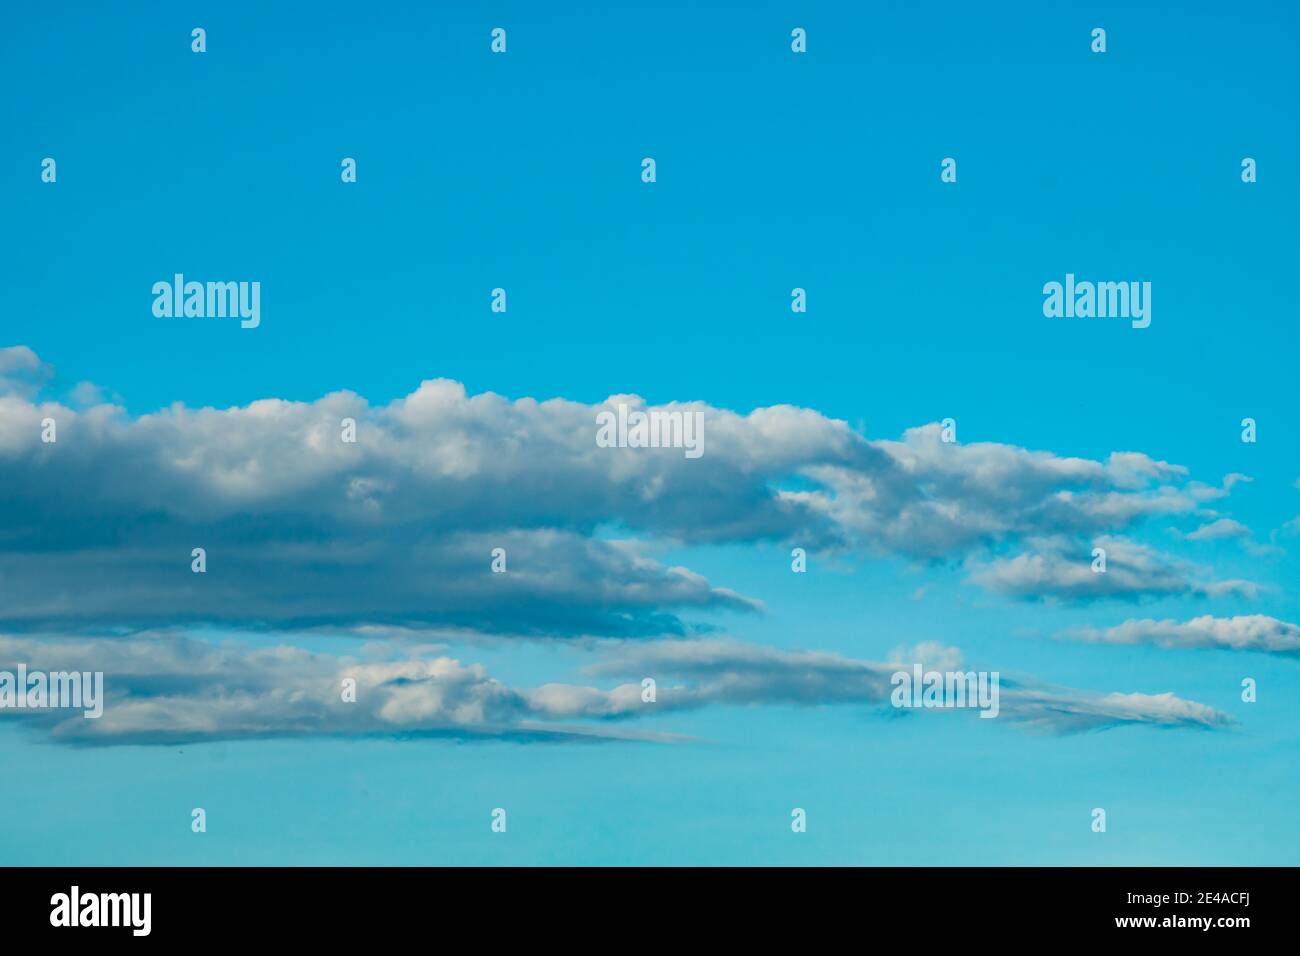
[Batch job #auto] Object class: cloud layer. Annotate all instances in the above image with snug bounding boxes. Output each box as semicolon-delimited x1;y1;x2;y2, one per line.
0;633;1233;745
0;346;1256;636
0;346;1260;747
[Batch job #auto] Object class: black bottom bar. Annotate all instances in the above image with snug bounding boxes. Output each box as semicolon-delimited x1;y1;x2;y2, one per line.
0;866;1284;942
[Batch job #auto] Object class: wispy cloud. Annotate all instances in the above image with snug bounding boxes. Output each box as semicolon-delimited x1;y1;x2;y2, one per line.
1185;518;1251;541
0;632;677;745
577;638;1233;734
0;633;1233;745
1067;615;1300;657
1177;516;1283;557
968;535;1260;602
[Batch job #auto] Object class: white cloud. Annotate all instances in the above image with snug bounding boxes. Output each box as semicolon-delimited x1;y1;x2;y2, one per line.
1185;518;1251;541
0;632;671;745
0;632;1234;744
1069;615;1300;656
577;638;1232;733
968;535;1260;602
0;346;51;399
0;348;1263;634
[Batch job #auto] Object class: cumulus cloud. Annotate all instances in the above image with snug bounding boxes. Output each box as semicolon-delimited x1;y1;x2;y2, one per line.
797;425;1215;559
969;535;1260;602
0;347;1247;635
1068;615;1300;656
0;346;52;399
0;633;1232;744
67;381;119;407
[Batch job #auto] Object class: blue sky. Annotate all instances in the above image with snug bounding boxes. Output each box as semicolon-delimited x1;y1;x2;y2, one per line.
1;1;1297;864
